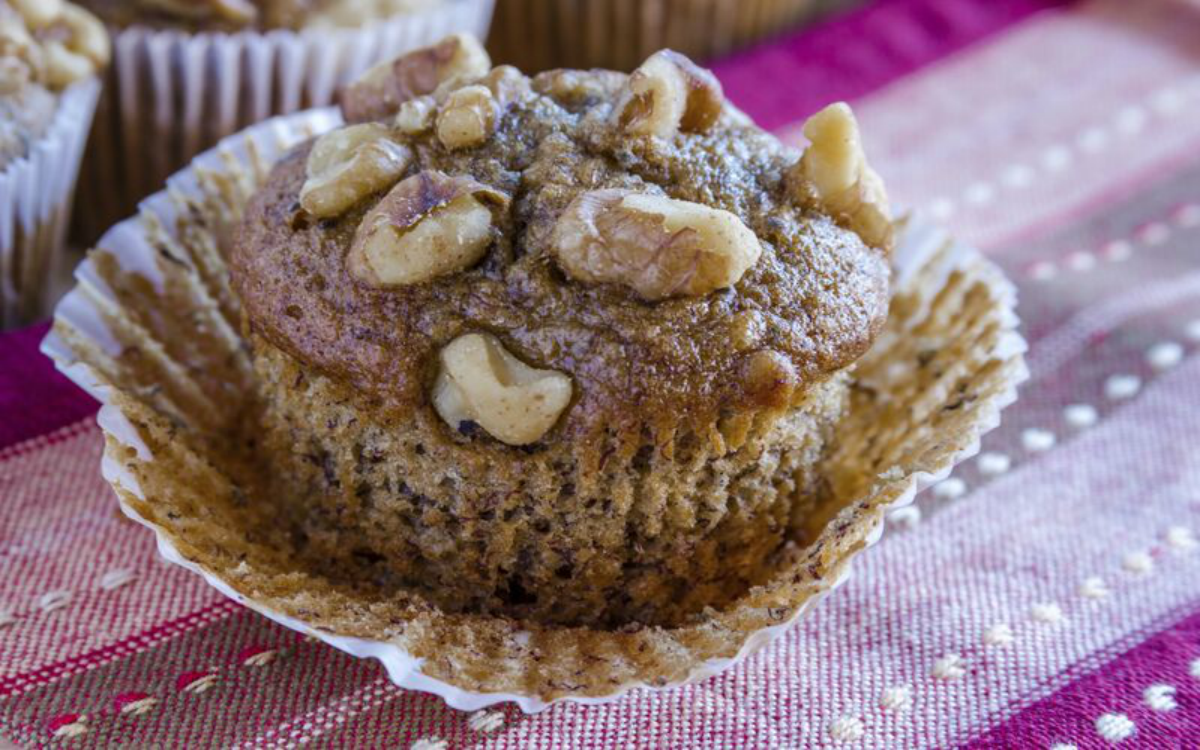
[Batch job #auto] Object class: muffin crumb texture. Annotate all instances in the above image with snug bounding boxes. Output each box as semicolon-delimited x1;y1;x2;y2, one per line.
230;38;894;627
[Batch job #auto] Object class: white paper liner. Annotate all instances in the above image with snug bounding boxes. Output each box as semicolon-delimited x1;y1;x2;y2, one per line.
0;79;100;329
44;109;1028;713
73;0;494;243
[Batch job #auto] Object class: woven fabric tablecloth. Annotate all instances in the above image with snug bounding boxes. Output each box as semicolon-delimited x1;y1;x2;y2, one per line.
3;0;1200;746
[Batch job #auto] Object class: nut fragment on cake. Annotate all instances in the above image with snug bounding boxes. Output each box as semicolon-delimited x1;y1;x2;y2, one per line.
549;189;762;300
433;333;573;446
347;170;508;286
610;49;724;137
299;124;411;218
231;39;894;628
340;33;491;123
790;103;893;250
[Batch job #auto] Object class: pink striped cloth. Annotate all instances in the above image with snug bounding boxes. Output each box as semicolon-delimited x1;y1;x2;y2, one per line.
4;0;1200;745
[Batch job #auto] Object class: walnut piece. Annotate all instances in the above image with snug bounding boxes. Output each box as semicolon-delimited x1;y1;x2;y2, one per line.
393;95;436;135
340;34;491;123
10;0;61;29
792;103;893;250
348;171;508;286
433;333;573;446
611;50;724;138
299;123;411;219
7;0;109;88
549;189;761;301
436;84;497;150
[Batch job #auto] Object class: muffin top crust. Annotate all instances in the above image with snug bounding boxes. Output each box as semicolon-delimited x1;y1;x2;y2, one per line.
0;0;109;168
231;36;893;446
77;0;441;31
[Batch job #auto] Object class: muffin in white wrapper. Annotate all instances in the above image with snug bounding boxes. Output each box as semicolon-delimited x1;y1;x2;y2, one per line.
43;109;1027;713
0;79;101;328
73;0;495;243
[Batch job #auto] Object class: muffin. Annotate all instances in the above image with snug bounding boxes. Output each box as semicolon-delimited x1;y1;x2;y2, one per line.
69;0;494;245
230;38;893;628
0;0;108;327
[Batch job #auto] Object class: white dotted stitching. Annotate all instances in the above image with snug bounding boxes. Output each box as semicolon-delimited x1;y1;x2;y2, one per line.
929;198;955;221
880;685;912;712
99;568;136;591
1049;744;1079;750
1165;526;1196;550
1104;374;1141;400
1122;551;1154;575
1115;104;1148;134
977;451;1011;476
828;715;865;743
1146;341;1184;371
1095;713;1136;743
1065;251;1096;272
1042;146;1072;172
1029;261;1057;281
964;182;995;206
932;653;966;680
1079;576;1110;599
1173;203;1200;228
983;623;1014;646
1143;684;1177;712
467;710;505;733
38;590;71;613
932;477;967;500
410;740;448;750
1187;319;1200;343
1063;403;1098;429
1136;222;1171;246
1031;603;1066;625
888;506;921;531
1022;428;1056;452
1190;658;1200;679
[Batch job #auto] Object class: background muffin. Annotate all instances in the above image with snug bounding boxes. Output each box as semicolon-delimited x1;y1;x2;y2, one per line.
70;0;494;245
0;0;107;327
231;39;893;627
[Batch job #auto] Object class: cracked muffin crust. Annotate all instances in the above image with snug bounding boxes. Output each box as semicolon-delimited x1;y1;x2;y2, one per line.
230;36;893;627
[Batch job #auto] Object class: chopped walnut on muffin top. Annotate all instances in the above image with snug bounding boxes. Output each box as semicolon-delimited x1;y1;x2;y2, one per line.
0;0;108;169
232;35;894;448
77;0;441;31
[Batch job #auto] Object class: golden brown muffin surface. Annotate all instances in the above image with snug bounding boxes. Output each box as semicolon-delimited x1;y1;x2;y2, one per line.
232;68;890;445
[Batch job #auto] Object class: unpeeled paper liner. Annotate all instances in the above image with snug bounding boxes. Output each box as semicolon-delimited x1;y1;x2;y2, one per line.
72;0;494;244
44;109;1028;713
0;79;100;328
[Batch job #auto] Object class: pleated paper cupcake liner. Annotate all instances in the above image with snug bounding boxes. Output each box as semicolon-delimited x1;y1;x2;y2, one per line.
0;79;100;329
44;108;1027;713
72;0;494;244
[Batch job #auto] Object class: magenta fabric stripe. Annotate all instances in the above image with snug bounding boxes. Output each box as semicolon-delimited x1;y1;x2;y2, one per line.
1;322;97;450
965;606;1200;748
712;0;1075;131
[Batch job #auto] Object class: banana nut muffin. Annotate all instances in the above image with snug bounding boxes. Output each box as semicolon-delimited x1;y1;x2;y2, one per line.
77;0;441;31
0;0;108;169
230;35;895;628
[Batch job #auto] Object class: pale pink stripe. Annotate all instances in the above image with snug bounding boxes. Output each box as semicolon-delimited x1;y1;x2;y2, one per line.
838;0;1200;249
